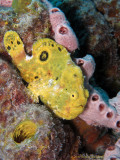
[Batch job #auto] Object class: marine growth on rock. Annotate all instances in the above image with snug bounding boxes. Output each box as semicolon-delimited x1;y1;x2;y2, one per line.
1;0;120;159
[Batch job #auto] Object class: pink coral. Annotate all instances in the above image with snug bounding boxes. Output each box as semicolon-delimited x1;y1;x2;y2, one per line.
75;55;96;80
79;89;120;130
75;55;120;131
0;0;13;7
54;23;79;52
43;0;79;52
49;7;69;29
1;0;79;52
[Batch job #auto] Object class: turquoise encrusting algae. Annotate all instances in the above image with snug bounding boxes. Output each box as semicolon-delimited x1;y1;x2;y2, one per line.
4;30;89;120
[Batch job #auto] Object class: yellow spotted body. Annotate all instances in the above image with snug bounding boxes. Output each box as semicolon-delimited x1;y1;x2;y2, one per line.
4;31;89;120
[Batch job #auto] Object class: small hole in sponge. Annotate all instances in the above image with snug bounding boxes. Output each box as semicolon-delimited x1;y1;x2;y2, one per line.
106;112;113;118
78;59;84;66
116;121;120;128
99;104;105;111
92;95;99;101
13;120;37;143
59;26;68;34
51;8;59;13
107;146;115;151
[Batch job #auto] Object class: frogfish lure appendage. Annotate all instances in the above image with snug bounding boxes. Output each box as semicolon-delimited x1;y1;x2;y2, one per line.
4;30;89;120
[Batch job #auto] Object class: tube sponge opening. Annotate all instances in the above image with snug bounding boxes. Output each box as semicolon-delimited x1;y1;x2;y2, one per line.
13;120;37;143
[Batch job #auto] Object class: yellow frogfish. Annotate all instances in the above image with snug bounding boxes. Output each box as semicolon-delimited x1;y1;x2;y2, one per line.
4;31;89;120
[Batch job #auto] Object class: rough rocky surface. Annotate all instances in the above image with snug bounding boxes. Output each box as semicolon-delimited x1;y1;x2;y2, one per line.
0;0;52;60
72;117;116;155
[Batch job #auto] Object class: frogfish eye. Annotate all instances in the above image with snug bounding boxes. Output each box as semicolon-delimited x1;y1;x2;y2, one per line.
39;51;48;61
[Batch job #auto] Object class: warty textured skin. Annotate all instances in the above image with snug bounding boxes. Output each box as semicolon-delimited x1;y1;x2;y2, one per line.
4;31;89;120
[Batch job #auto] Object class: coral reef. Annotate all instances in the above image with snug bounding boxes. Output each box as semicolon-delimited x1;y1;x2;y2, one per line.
72;54;120;158
43;0;79;52
0;0;51;59
49;7;79;52
79;88;120;130
0;59;76;160
44;1;120;157
1;104;75;160
1;0;120;159
0;2;80;160
49;0;120;98
75;55;120;131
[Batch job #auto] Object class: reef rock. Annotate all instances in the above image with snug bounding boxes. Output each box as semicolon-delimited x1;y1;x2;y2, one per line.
0;0;52;59
72;117;115;156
